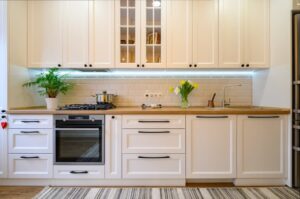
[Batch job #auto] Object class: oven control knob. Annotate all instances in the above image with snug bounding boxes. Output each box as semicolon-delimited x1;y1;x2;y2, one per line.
62;118;67;122
91;118;95;122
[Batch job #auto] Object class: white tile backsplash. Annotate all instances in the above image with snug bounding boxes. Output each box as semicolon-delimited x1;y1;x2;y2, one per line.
59;78;252;107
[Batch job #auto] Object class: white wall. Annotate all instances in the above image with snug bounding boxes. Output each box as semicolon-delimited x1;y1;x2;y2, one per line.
253;0;292;186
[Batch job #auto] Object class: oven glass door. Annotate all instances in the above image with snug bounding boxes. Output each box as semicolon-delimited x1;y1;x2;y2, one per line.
55;128;103;164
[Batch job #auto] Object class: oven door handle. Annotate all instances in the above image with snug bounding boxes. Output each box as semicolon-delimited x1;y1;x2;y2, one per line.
70;171;89;174
55;128;100;131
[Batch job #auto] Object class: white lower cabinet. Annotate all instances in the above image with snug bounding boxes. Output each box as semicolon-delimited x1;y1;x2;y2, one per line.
122;129;185;154
8;129;53;154
237;115;287;179
8;154;53;179
122;154;185;179
186;115;237;178
54;165;104;179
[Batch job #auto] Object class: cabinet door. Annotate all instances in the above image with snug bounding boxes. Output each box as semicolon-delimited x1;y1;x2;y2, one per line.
28;0;63;68
0;129;7;178
116;0;141;68
89;0;115;68
186;115;236;178
219;0;244;68
105;115;122;179
63;1;89;68
237;115;287;179
193;0;219;68
166;0;192;68
244;0;270;68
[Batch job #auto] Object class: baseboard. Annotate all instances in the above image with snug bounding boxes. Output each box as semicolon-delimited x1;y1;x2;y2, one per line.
234;179;287;186
187;179;234;183
0;179;186;187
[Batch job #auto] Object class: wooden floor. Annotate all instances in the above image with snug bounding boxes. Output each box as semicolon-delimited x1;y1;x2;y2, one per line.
0;183;233;199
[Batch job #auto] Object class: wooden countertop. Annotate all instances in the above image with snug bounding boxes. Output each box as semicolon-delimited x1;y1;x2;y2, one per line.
7;106;291;115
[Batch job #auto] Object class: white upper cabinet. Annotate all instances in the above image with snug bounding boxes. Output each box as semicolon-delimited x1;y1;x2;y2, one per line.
28;1;63;68
186;115;237;178
63;1;89;68
89;0;115;68
244;0;270;68
141;0;167;68
219;0;244;68
166;0;192;68
115;0;141;68
193;0;219;68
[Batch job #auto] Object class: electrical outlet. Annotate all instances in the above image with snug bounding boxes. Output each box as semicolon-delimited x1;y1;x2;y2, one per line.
144;92;162;98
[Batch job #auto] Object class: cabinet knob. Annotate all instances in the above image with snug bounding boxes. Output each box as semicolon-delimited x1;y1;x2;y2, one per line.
194;64;197;68
189;64;192;68
1;110;6;113
89;64;92;67
112;116;115;119
58;64;61;67
246;64;250;67
142;64;145;68
241;64;245;67
84;64;87;67
137;64;140;67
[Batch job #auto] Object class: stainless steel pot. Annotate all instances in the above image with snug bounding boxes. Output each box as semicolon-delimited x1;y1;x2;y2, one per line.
92;91;117;104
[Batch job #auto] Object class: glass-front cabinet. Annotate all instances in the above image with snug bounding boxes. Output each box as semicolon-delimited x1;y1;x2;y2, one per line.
116;0;166;68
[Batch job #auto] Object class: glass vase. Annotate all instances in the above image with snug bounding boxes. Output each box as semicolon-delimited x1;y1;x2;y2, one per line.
181;96;189;109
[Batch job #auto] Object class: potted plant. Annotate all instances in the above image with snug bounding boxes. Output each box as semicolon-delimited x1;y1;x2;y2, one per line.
170;80;198;108
23;68;73;110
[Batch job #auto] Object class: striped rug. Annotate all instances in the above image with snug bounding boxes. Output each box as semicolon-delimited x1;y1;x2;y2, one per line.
34;187;300;199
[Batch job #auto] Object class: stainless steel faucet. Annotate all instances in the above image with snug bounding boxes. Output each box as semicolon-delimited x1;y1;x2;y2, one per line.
222;84;242;107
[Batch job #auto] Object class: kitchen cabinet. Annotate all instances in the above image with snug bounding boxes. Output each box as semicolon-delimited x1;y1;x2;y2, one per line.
0;129;7;178
63;1;89;68
8;154;53;179
122;154;185;179
237;115;287;179
105;115;122;179
28;0;63;68
54;165;104;179
116;0;166;68
244;0;270;68
167;0;218;69
186;115;237;178
219;0;270;68
89;0;115;68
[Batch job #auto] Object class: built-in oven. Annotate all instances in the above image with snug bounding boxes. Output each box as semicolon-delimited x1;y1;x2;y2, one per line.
54;115;104;165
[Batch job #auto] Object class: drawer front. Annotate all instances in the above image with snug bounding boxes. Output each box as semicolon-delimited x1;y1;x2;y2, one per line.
54;165;104;179
8;115;53;129
123;129;185;153
122;115;185;129
8;129;53;154
122;154;185;179
8;154;53;179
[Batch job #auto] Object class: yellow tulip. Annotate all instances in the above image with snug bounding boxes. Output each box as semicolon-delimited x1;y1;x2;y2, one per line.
180;80;186;86
193;83;199;89
169;87;174;93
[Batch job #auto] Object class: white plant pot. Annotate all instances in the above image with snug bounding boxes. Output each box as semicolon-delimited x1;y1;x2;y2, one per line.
45;98;58;110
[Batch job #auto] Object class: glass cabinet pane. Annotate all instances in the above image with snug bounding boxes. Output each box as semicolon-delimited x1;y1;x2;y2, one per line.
119;0;136;64
145;0;162;64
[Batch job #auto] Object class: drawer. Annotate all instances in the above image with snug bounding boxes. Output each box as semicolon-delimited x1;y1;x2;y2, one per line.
122;129;185;153
122;115;185;129
8;115;53;129
54;165;104;179
8;129;53;154
122;154;185;179
8;154;53;179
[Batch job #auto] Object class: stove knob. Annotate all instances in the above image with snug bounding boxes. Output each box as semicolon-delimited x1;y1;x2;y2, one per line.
62;118;66;122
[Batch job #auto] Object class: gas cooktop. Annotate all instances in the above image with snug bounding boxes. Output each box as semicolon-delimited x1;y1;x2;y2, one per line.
58;103;115;110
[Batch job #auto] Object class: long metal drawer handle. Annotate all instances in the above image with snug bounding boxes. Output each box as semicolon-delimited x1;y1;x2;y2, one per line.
196;116;228;119
20;131;40;134
20;156;40;159
248;116;280;119
138;120;170;123
293;147;300;152
138;156;170;159
293;125;300;130
138;131;170;134
21;120;41;123
70;171;89;174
